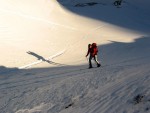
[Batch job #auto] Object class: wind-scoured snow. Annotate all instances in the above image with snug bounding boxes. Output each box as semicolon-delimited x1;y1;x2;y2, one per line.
0;0;150;113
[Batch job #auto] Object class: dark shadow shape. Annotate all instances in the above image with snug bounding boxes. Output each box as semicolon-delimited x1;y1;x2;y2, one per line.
113;0;123;6
65;102;74;109
75;2;98;7
46;60;66;66
27;51;66;66
27;51;46;61
133;94;144;104
99;36;150;65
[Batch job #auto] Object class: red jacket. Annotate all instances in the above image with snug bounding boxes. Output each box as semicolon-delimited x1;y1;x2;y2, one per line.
92;47;98;56
86;43;98;57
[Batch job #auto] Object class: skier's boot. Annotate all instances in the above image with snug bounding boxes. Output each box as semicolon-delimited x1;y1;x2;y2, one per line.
97;64;101;67
89;65;93;69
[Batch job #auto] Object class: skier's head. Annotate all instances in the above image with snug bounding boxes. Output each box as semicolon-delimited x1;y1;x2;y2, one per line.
88;44;92;49
92;43;97;48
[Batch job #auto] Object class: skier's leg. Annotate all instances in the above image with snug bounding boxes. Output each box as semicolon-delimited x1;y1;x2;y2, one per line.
89;55;93;68
94;55;101;67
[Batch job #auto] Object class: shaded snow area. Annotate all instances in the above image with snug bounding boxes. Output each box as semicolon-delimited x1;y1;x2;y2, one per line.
0;0;150;113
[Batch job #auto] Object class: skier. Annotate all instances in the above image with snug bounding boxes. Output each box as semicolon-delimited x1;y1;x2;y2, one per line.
86;43;101;68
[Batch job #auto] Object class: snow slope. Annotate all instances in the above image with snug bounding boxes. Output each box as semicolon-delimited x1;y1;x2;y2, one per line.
0;0;150;113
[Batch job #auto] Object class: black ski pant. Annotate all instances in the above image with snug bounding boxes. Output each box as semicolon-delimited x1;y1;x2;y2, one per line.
89;55;100;67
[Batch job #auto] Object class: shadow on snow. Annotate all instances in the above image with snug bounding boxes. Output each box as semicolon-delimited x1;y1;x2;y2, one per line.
57;0;150;34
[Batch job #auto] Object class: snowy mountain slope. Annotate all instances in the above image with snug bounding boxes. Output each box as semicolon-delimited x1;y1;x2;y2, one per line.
1;0;150;68
58;0;150;34
0;0;150;113
0;50;150;113
0;0;85;67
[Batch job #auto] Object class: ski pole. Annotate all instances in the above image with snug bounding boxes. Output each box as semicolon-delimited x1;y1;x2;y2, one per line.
86;56;88;62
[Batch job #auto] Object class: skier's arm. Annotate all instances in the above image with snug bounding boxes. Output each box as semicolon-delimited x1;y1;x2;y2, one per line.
86;49;90;57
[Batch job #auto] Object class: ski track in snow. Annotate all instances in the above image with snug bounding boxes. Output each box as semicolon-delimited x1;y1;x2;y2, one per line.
0;8;77;30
